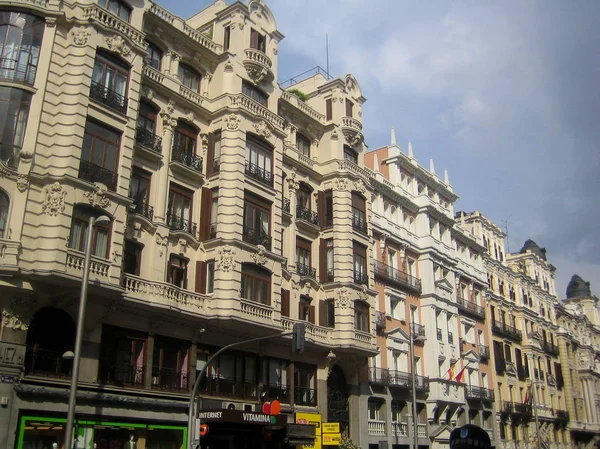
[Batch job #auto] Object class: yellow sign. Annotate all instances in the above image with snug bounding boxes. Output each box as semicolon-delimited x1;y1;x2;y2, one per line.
295;412;322;435
321;423;339;434
322;434;341;445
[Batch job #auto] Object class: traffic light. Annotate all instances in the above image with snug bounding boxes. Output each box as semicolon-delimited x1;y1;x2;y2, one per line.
292;323;306;354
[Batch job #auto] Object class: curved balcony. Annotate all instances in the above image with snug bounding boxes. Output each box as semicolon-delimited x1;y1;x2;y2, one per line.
243;48;274;84
296;262;316;279
341;116;364;146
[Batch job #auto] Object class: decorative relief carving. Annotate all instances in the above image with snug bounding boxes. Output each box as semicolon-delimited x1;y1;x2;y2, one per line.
217;245;236;272
178;238;188;255
336;177;347;191
359;284;369;302
2;295;37;331
336;287;350;309
45;17;57;27
354;179;367;194
106;35;130;57
251;245;267;265
273;42;278;55
224;61;234;72
166;100;176;115
231;12;246;30
226;114;239;130
287;167;299;193
141;86;155;100
71;26;90;46
112;250;121;263
291;279;299;299
200;134;209;156
186;110;195;122
19;148;33;163
246;67;268;85
83;183;110;208
253;120;271;138
331;130;339;140
156;233;168;256
578;351;593;370
42;182;67;216
16;174;28;193
343;129;362;147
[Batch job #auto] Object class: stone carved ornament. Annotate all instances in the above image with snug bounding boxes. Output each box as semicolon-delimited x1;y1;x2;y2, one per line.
156;233;168;256
106;35;130;57
42;182;67;216
16;174;28;192
336;177;347;192
354;179;367;194
83;183;110;208
251;245;267;265
226;114;239;130
2;295;37;331
287;167;299;193
336;286;350;309
71;26;90;46
253;120;271;138
217;245;236;272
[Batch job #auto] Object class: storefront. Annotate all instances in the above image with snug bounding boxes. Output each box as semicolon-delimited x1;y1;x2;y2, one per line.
16;415;187;449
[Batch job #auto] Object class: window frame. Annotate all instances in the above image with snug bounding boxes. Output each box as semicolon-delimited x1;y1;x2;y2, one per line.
81;119;121;175
129;167;151;206
167;183;194;228
250;28;266;53
244;193;271;239
178;63;202;93
0;190;9;238
173;121;198;156
122;239;143;276
98;0;132;22
167;254;188;289
67;206;112;258
354;300;370;332
146;42;162;70
0;87;31;166
91;51;129;100
344;145;358;164
296;133;311;157
242;81;268;107
241;263;271;305
0;12;45;85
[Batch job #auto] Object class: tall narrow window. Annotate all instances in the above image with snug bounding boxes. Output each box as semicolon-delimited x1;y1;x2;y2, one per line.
353;242;367;285
91;52;129;113
167;184;195;235
319;299;335;328
296;133;311;157
352;192;367;234
326;239;334;281
354;300;369;332
344;145;358;164
146;43;162;70
129;169;152;219
345;99;354;117
178;63;201;92
243;193;271;249
245;135;273;187
81;119;120;190
325;98;332;121
123;240;143;276
168;254;188;288
241;263;271;305
0;87;32;167
223;25;231;51
299;296;314;323
206;262;215;294
68;206;111;258
296;238;313;278
250;29;266;52
0;12;44;85
0;190;9;238
242;81;268;107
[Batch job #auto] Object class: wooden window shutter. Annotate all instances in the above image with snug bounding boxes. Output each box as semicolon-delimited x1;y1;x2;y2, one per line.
281;289;290;317
345;99;353;117
318;191;326;227
319;238;327;282
351;192;366;210
326;99;332;121
493;340;503;362
206;132;215;175
515;348;523;372
250;29;259;50
199;188;212;240
309;305;315;324
195;261;207;293
319;300;327;327
490;305;496;325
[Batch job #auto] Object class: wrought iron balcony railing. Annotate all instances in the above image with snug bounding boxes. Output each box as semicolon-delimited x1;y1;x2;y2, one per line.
491;322;523;342
389;370;413;388
368;368;428;391
542;340;560;356
503;401;532;416
25;347;72;379
411;323;426;339
353;270;368;285
131;202;154;221
166;212;197;236
296;262;316;279
352;212;368;234
479;345;490;360
283;198;290;213
79;160;118;191
151;366;189;391
242;226;272;250
369;367;390;385
457;297;486;320
135;126;162;153
0;143;20;168
373;260;422;293
98;360;145;388
171;144;203;172
296;205;319;225
294;386;317;406
465;385;495;401
90;81;128;113
203;375;259;399
245;161;273;187
376;311;386;329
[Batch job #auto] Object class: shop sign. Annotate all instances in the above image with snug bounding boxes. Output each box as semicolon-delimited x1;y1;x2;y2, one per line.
295;412;322;434
0;342;25;366
197;409;286;426
1;375;15;383
322;434;341;445
321;423;339;434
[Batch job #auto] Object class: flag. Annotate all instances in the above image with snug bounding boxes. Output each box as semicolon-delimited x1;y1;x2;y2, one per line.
454;366;467;383
447;360;459;381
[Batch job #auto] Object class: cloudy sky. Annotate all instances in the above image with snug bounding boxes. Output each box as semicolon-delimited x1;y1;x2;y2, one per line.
159;0;600;297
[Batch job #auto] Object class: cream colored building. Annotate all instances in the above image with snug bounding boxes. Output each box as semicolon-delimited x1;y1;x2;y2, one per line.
0;0;380;447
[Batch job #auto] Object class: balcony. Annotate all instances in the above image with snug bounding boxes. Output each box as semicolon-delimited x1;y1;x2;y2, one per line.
25;348;72;379
492;322;523;342
352;212;368;235
542;340;559;356
369;367;389;385
90;81;128;113
465;385;495;402
376;311;386;330
135;126;162;153
166;212;197;236
392;422;409;437
296;262;316;279
0;143;19;168
151;366;189;392
245;161;274;187
353;270;368;285
131;202;154;221
79;160;118;191
204;375;259;400
373;260;422;294
294;386;317;406
390;370;415;389
296;206;319;226
479;345;490;361
283;198;291;214
457;297;486;320
243;48;274;84
242;226;272;250
503;401;532;418
98;360;145;388
171;144;203;172
437;328;443;341
411;323;426;340
368;420;386;436
341;116;364;146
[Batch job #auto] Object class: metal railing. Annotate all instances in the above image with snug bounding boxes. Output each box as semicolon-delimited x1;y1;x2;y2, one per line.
131;202;154;221
171;144;203;172
25;347;72;378
151;366;189;391
90;81;128;113
203;375;258;399
245;161;273;187
353;270;368;285
135;126;162;153
457;297;486;320
352;211;368;234
79;160;118;191
296;262;316;279
411;323;426;339
294;386;317;406
98;360;145;387
296;205;319;225
242;226;272;250
166;212;197;236
373;260;422;293
492;322;523;341
261;384;289;403
465;385;495;401
0;143;20;168
503;401;532;416
542;340;559;356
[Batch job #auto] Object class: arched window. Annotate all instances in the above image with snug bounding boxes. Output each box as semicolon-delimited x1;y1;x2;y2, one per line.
98;0;131;22
178;63;201;92
241;263;271;305
0;12;44;85
0;190;8;238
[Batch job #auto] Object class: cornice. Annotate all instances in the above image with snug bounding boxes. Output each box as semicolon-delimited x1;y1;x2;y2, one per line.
369;177;419;213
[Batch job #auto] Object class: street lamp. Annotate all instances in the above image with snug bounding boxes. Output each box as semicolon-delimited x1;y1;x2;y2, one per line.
64;214;111;449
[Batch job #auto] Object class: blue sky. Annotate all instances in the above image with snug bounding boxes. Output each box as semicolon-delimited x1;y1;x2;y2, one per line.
157;0;600;297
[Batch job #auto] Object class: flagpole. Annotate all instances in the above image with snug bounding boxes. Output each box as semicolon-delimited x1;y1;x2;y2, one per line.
526;353;542;449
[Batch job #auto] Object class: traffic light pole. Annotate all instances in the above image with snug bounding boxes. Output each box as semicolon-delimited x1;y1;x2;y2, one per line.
187;327;303;449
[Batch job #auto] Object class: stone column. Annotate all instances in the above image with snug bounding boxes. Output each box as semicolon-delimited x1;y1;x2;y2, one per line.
171;53;182;80
286;124;297;146
155;113;177;222
202;73;212;97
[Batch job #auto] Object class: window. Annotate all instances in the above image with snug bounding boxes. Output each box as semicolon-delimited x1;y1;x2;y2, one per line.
245;135;273;186
178;63;201;92
355;300;370;332
129;168;151;208
0;190;8;238
368;400;381;421
296;133;311;157
353;242;367;285
319;299;335;328
223;25;231;51
345;99;354;117
172;121;201;170
167;184;195;234
123;240;142;276
91;52;129;113
389;294;405;321
243;193;271;249
152;336;189;390
168;254;188;288
241;263;271;305
210;190;218;238
0;87;32;166
206;262;215;294
260;357;289;401
242;81;268;107
210;131;221;174
352;192;367;234
326;238;334;281
326;98;332;121
299;295;314;323
250;28;266;53
344;145;358;164
135;101;161;151
98;0;131;22
0;12;44;85
296;184;311;211
99;325;146;386
294;363;316;406
68;206;111;258
296;238;313;278
146;43;162;70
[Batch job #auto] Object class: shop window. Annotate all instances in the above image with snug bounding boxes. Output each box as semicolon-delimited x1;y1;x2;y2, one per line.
146;42;162;70
68;206;111;258
354;300;370;332
0;86;32;167
122;240;142;276
80;119;120;190
242;81;268;107
0;190;8;238
250;28;266;52
241;263;271;305
98;0;131;21
178;63;201;92
167;254;188;289
296;133;311;157
91;51;129;113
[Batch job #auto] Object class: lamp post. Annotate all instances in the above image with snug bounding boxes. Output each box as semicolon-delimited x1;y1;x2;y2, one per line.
64;215;111;449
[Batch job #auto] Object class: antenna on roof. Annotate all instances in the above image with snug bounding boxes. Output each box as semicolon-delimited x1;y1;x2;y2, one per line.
326;35;330;78
501;216;513;253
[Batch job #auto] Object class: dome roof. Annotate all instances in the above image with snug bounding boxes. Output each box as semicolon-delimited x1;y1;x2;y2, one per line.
566;274;592;299
519;239;547;261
